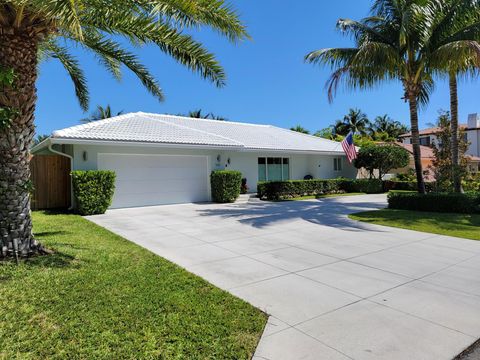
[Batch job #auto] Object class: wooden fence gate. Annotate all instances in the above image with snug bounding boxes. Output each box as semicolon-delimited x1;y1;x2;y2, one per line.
30;155;71;210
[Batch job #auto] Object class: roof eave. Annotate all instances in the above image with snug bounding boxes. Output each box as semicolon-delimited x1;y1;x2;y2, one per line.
47;137;244;151
42;138;347;155
30;137;52;153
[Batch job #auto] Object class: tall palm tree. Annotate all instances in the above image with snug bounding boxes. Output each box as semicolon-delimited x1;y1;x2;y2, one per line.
338;108;370;136
0;1;248;258
427;0;480;193
305;0;475;193
81;105;124;123
370;115;409;139
290;125;310;134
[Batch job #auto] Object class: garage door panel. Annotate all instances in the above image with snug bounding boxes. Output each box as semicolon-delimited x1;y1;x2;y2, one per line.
113;167;206;181
114;180;208;195
98;154;209;208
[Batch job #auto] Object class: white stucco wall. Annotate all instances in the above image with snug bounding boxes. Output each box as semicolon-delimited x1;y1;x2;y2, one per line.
69;143;357;192
467;130;480;157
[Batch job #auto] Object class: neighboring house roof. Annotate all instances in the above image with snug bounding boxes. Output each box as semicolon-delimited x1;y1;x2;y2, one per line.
394;142;480;162
398;124;479;138
394;142;435;159
467;155;480;162
38;112;346;154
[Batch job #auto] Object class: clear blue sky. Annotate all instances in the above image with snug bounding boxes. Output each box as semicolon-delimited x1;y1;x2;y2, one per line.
35;0;479;136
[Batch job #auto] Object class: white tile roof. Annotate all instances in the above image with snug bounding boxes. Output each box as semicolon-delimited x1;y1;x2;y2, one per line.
51;112;344;153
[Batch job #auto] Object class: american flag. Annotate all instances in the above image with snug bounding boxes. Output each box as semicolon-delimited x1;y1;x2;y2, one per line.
341;132;357;163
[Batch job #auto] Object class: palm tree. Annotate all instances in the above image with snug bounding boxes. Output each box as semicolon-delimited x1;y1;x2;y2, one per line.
0;1;248;258
183;109;228;121
314;126;336;139
338;108;370;136
305;0;474;193
32;134;49;147
81;105;123;123
370;115;409;139
427;0;480;193
290;125;310;134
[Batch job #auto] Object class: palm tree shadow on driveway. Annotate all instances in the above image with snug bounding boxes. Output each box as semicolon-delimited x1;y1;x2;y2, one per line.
196;197;389;233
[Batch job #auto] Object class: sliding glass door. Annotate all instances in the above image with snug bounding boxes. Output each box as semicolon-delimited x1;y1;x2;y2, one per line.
258;157;290;181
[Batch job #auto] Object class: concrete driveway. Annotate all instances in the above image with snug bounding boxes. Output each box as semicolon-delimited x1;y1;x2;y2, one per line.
87;194;480;360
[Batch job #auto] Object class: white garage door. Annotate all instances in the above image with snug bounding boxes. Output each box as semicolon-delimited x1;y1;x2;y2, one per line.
98;154;209;208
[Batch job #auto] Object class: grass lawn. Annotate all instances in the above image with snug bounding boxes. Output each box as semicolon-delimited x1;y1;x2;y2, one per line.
0;212;267;359
349;209;480;241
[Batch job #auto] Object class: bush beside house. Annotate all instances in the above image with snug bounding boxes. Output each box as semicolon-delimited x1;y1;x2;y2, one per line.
257;179;347;201
383;180;435;192
342;179;384;194
257;178;387;201
388;191;480;214
211;170;242;203
72;170;116;215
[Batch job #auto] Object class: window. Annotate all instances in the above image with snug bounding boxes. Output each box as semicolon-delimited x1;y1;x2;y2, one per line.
258;158;266;181
333;157;342;172
419;137;431;146
258;157;290;181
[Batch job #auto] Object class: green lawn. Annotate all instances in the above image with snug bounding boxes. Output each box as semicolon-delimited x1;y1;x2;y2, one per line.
349;209;480;241
0;212;266;359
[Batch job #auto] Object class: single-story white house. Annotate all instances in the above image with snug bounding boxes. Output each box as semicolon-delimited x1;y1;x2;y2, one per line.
32;112;357;209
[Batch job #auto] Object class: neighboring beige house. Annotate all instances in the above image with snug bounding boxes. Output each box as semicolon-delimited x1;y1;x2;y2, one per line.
388;142;436;181
399;113;480;174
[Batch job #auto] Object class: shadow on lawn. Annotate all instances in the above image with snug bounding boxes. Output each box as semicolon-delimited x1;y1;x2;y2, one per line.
24;251;79;269
198;196;388;232
34;230;69;237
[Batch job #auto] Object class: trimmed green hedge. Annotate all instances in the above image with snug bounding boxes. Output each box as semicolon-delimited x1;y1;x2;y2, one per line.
72;170;116;215
388;191;480;214
211;170;242;203
384;180;435;192
343;179;384;194
257;179;347;201
257;178;386;201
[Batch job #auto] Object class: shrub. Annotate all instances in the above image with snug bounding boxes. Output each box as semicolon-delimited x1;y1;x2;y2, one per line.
354;144;410;180
342;179;384;194
211;170;242;203
383;180;435;192
257;178;386;200
388;191;480;214
257;179;347;201
241;178;249;194
257;178;355;200
72;170;116;215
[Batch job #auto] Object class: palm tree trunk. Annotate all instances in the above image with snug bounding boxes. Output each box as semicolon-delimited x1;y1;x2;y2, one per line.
407;92;426;194
0;31;39;258
449;73;463;193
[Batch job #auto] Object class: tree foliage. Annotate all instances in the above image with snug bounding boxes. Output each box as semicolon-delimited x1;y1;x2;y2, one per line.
305;0;480;193
369;115;409;140
181;109;228;121
2;0;249;111
333;108;370;136
430;111;469;191
81;105;124;123
354;144;410;180
290;125;310;134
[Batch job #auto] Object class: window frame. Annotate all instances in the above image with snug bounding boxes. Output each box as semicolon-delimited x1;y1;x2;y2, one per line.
333;157;343;172
258;157;290;181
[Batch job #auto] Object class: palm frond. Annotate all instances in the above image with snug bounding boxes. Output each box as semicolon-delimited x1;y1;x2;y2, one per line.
39;39;89;110
78;31;164;101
